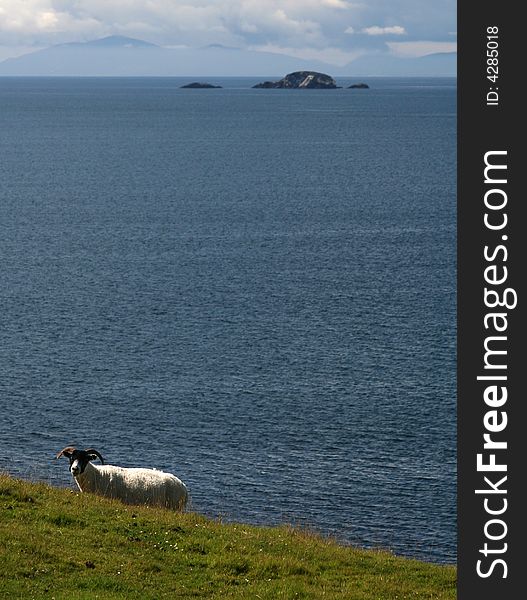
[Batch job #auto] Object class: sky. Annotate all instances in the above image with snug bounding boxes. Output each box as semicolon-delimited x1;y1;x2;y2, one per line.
0;0;456;64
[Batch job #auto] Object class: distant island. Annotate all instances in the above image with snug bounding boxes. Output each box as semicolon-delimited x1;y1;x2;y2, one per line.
180;82;222;89
253;71;339;89
348;83;369;89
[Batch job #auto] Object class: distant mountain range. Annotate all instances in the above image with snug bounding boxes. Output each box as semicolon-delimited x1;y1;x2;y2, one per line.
0;36;456;78
347;51;456;77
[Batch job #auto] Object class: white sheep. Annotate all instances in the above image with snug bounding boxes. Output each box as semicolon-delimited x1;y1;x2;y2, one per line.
56;447;188;510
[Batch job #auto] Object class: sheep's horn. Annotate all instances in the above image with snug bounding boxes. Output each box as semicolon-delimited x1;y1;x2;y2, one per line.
56;447;76;459
85;448;104;464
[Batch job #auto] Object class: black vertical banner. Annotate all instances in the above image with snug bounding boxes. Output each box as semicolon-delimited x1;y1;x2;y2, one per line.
458;1;523;598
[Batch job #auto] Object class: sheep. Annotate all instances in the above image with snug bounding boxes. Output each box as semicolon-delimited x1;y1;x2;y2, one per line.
56;447;188;510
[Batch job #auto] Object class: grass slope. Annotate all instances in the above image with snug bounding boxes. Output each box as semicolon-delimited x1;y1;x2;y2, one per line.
0;474;456;599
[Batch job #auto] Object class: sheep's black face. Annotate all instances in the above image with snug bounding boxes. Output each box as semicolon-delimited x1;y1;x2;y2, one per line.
69;450;92;476
57;447;103;477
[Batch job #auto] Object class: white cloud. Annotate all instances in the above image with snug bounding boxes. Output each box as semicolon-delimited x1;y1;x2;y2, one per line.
0;1;358;42
361;25;406;36
321;0;354;8
0;0;105;43
239;21;258;34
37;11;59;29
344;26;355;34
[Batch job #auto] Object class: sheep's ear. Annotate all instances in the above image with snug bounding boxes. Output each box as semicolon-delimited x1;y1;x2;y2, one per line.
56;447;75;459
86;449;104;464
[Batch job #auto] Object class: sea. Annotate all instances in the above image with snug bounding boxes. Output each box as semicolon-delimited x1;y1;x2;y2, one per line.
0;76;456;564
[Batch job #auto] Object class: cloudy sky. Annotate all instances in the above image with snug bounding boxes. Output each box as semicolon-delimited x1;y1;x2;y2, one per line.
0;0;456;63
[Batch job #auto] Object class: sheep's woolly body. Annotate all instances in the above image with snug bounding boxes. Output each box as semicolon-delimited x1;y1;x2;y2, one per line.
75;462;188;510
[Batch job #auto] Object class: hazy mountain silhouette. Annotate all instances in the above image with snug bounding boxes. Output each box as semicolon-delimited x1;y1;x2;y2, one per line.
0;36;456;77
76;35;157;48
0;36;331;77
337;52;456;77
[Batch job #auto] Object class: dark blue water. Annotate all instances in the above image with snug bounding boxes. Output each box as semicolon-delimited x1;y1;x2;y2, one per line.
0;77;456;563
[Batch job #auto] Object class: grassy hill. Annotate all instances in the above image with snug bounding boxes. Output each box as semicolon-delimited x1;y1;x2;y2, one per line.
0;474;456;599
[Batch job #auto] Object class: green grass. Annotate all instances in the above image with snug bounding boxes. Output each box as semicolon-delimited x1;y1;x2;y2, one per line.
0;474;456;599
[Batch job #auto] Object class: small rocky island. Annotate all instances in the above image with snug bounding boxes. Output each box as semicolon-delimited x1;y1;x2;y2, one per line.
348;83;369;89
253;71;339;89
180;82;222;89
